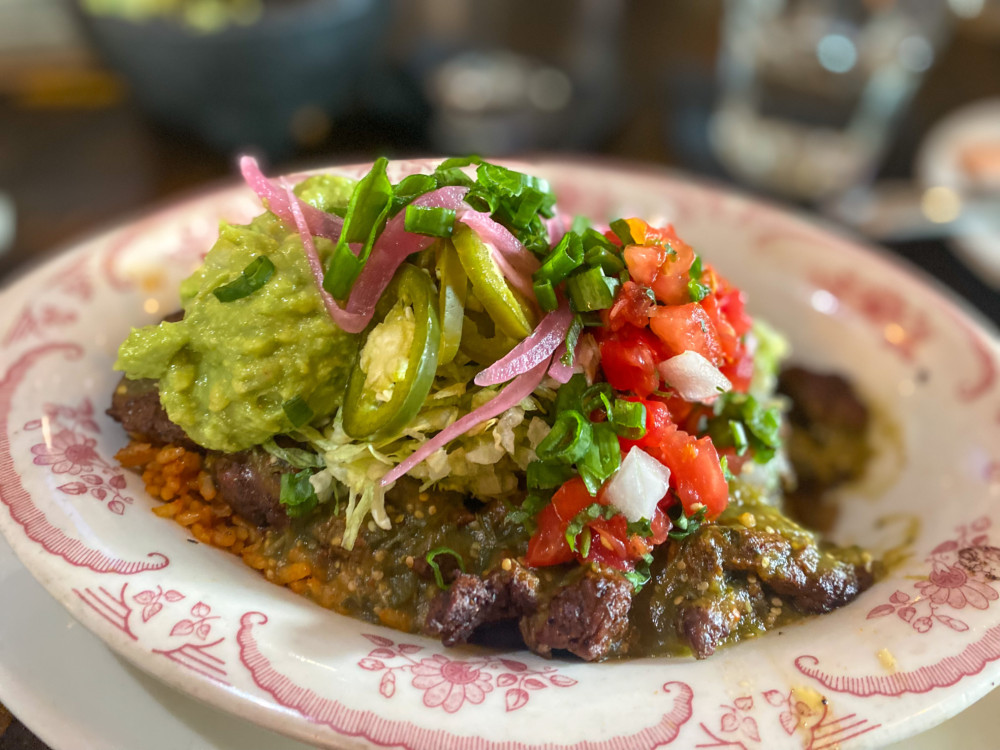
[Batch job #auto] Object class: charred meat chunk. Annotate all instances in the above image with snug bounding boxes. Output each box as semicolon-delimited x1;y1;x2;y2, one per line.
779;366;871;491
426;562;540;646
636;522;873;659
519;566;633;661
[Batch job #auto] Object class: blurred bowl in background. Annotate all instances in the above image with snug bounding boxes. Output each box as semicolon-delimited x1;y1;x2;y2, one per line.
73;0;391;158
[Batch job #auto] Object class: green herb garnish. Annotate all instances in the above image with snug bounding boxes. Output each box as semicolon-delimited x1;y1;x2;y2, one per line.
212;256;275;302
425;547;466;590
279;469;319;518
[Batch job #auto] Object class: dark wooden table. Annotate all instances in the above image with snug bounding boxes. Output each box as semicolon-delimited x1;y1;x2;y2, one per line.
1;3;998;748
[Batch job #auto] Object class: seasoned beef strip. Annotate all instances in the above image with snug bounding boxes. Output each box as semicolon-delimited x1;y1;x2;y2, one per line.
107;376;199;449
211;450;292;529
426;563;632;661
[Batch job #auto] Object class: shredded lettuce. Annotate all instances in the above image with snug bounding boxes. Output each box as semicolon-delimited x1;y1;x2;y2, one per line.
290;354;555;548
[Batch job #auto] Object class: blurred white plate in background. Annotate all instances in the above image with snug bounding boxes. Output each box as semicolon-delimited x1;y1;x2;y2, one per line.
917;97;1000;288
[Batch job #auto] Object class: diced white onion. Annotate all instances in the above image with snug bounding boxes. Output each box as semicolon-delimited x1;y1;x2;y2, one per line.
603;447;671;523
657;350;732;402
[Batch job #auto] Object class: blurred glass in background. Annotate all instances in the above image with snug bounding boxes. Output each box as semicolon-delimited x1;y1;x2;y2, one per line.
397;0;624;155
711;0;954;201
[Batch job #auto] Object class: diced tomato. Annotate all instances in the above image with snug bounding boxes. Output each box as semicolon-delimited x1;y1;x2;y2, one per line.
623;244;665;287
618;397;672;452
701;290;754;392
649;303;724;365
550;476;597;520
645;424;729;519
525;502;575;567
525;476;674;569
716;287;752;337
621;220;697;306
700;294;740;361
586;514;630;567
597;325;668;398
617;397;729;519
606;280;655;331
720;347;754;393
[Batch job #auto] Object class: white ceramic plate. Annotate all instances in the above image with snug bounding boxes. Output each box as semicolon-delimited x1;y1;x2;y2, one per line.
916;97;1000;288
1;158;999;750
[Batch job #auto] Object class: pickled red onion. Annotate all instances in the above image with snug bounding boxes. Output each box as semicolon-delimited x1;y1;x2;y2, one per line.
475;301;572;386
282;181;368;334
240;156;344;241
380;356;551;486
344;186;470;322
547;342;575;384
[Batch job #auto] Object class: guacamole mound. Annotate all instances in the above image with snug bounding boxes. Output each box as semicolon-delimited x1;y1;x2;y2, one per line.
115;176;360;452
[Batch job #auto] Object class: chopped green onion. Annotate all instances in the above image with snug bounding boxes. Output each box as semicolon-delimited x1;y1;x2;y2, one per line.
212;256;275;302
570;215;591;234
324;157;392;299
437;155;484;171
535;233;584;285
729;419;748;456
623;555;653;591
561;314;584;367
610;399;647;440
506;491;551;526
566;267;620;312
390;173;437;215
533;278;558;312
668;505;707;541
426;547;466;590
565;503;607;553
580;383;614;418
279;469;319;518
609;218;634;247
476;162;551;199
322;243;364;300
536;410;593;465
579;526;592;558
511;188;547;229
720;454;735;482
584;245;626;276
554;373;589;414
578;422;621;495
626;517;653;537
282;396;314;428
404;205;456;238
705;392;782;465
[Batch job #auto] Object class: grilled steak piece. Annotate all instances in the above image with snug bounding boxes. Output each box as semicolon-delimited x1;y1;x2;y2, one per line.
108;374;292;529
426;562;540;646
519;567;633;661
779;366;868;432
778;366;871;492
210;450;292;529
107;376;198;449
638;522;873;659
